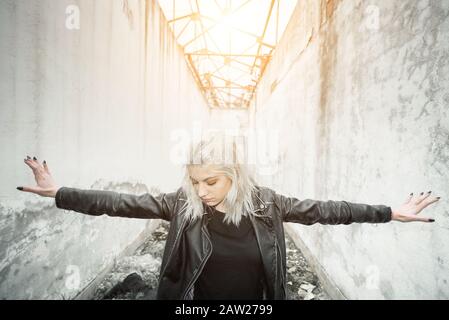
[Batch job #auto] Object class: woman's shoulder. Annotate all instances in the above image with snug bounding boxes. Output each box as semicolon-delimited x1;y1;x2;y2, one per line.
254;185;276;193
253;185;286;208
253;185;278;201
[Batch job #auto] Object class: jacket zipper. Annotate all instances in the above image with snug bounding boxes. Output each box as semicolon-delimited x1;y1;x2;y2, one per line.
250;214;271;300
181;224;213;299
276;239;286;298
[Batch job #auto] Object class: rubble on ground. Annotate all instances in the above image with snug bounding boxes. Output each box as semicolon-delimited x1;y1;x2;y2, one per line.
284;235;329;300
93;221;329;300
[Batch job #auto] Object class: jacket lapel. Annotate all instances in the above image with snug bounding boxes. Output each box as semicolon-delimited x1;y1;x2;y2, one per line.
249;189;277;299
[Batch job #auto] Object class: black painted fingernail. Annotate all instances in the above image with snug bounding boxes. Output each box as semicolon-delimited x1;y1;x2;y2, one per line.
26;156;31;159
410;193;413;196
428;191;431;194
33;157;37;160
428;219;435;222
43;160;46;164
17;187;23;191
436;197;440;199
420;192;424;195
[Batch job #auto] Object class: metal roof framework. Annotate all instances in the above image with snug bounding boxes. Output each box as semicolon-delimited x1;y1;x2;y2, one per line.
160;0;295;109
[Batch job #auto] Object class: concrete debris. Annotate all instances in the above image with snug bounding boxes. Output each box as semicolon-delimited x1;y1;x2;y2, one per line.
284;235;329;300
103;272;149;299
93;221;330;300
304;292;315;300
297;288;315;300
92;222;168;300
300;283;316;292
288;266;297;273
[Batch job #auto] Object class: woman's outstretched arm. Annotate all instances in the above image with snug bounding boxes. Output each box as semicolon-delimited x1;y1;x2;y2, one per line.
17;156;177;221
275;190;439;225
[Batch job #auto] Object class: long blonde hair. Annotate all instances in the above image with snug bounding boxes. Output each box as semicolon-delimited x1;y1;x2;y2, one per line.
181;134;260;226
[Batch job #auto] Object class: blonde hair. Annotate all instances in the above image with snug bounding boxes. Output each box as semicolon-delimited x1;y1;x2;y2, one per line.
181;134;261;226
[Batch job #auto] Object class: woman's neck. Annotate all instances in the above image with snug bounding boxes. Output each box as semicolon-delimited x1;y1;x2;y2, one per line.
214;203;226;213
212;198;226;213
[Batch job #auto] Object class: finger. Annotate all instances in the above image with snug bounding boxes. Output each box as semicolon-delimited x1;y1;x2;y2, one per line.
31;156;43;169
30;156;38;165
17;185;41;194
29;156;46;173
24;158;38;171
415;191;431;205
417;196;440;212
43;160;50;174
405;192;413;204
405;214;435;223
29;156;42;168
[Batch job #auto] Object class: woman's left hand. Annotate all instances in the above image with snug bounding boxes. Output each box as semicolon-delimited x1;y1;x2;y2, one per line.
391;191;440;223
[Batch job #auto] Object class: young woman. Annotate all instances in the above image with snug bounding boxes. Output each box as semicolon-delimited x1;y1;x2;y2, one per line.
17;137;439;300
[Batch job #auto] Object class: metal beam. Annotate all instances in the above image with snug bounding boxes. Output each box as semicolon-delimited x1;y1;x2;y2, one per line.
186;52;271;58
168;13;193;24
167;0;280;109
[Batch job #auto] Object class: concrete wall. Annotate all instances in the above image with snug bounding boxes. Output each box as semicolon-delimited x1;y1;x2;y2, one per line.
0;0;209;299
250;0;449;299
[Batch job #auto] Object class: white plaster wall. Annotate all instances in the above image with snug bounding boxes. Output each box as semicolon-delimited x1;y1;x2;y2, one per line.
250;0;449;299
0;0;210;299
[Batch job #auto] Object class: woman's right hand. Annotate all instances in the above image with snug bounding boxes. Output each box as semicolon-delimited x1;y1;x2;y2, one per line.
17;156;60;198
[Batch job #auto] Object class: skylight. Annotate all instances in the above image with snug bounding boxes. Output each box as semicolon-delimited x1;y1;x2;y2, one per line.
158;0;298;109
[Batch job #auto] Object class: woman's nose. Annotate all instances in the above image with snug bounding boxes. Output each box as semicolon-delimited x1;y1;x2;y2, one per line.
198;184;208;198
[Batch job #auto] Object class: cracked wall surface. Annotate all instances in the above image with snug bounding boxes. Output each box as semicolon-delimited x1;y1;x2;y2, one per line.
0;0;209;299
250;0;449;299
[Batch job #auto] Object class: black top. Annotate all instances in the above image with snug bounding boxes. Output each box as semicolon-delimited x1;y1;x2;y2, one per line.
194;206;265;300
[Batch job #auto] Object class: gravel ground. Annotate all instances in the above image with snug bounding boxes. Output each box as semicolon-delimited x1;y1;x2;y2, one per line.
92;221;330;300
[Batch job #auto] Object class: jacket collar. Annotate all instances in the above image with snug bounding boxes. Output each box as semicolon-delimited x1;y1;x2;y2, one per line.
248;187;277;299
250;186;269;213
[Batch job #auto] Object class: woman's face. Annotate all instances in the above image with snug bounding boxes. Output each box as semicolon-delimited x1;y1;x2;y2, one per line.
188;165;232;207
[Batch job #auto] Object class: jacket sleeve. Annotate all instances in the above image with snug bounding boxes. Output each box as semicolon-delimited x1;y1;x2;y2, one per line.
55;187;178;221
276;193;392;225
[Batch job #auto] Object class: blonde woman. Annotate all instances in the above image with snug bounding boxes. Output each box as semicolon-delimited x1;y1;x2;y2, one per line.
17;137;440;300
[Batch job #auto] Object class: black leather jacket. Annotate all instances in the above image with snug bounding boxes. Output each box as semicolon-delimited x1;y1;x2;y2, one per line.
55;186;392;300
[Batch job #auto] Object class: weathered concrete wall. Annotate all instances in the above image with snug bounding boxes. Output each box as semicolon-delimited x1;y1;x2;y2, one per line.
0;0;209;299
250;0;449;299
